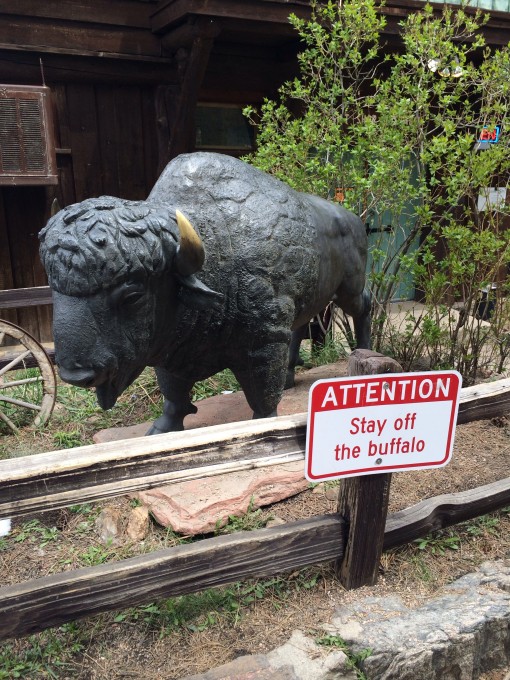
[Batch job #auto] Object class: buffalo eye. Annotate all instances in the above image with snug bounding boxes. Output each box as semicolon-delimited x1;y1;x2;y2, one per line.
109;282;146;308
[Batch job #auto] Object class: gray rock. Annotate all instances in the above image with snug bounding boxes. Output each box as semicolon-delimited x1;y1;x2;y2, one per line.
267;630;357;680
329;559;510;680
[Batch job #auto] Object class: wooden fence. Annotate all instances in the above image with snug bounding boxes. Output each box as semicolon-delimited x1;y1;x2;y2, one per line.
1;376;510;640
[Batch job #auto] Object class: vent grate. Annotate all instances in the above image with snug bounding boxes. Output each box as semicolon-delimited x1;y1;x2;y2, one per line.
0;85;57;185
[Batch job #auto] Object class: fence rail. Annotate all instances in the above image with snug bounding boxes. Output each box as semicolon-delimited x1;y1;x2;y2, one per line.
2;378;510;521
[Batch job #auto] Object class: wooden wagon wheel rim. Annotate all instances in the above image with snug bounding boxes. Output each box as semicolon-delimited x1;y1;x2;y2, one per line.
0;320;56;433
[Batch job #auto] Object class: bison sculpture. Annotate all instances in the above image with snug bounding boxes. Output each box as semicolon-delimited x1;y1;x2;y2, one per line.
40;152;370;434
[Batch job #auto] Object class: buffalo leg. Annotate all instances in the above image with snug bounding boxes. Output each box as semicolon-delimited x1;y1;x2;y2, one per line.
233;342;289;420
353;289;371;349
146;368;197;435
335;287;371;350
286;325;308;389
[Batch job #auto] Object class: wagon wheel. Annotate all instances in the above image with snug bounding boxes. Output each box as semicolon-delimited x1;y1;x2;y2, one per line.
0;320;56;434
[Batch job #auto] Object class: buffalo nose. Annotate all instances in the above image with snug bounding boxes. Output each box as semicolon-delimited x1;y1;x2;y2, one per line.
58;366;98;389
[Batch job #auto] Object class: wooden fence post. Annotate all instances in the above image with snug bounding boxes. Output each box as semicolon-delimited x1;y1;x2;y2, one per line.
335;349;403;589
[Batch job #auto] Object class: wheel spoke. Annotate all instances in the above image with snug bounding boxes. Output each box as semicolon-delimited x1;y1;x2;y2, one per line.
0;320;56;430
0;350;31;378
0;376;42;389
0;408;19;434
0;395;41;411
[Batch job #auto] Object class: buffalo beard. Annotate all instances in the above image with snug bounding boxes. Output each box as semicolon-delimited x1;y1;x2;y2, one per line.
95;365;145;410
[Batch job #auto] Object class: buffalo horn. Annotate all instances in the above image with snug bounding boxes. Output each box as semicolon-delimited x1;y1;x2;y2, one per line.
174;209;205;276
51;197;61;217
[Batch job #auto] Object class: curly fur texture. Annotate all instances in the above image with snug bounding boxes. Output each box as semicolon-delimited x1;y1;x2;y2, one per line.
39;197;179;296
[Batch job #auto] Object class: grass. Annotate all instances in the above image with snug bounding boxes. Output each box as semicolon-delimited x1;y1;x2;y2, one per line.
214;497;270;534
3;346;508;677
298;334;348;369
0;624;86;679
382;507;510;588
113;566;324;634
0;366;242;459
1;506;508;677
315;634;372;680
0;565;326;677
191;368;240;401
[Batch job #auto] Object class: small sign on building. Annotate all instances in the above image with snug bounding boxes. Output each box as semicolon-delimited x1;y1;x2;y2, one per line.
305;371;462;482
478;126;500;144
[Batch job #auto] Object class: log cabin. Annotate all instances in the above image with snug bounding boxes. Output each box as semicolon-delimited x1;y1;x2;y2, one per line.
0;0;509;342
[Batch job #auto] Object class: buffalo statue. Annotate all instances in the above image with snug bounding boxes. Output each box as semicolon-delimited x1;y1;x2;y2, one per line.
40;152;370;434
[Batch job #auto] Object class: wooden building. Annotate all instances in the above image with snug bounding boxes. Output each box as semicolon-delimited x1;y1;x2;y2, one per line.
1;0;509;342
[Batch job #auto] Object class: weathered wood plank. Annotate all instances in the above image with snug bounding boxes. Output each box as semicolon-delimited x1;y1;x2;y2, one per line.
114;86;147;199
457;378;510;424
152;0;310;33
0;190;19;328
0;345;54;372
0;413;307;519
0;0;153;28
0;16;162;58
165;19;219;164
383;477;510;550
336;473;392;588
0;287;52;309
0;50;175;87
0;514;344;639
96;86;120;197
66;84;103;201
2;378;510;520
3;187;47;341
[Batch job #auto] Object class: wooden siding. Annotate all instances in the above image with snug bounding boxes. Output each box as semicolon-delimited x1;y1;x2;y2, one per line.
0;83;159;342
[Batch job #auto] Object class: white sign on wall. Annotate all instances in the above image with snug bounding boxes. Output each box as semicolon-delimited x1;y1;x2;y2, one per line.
305;371;462;482
477;187;507;211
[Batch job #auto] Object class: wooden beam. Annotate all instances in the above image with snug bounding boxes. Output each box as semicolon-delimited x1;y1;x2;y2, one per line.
160;18;207;52
0;16;162;59
157;17;219;168
0;286;52;309
0;51;176;86
0;0;154;28
0;413;307;520
384;476;510;550
0;514;345;639
457;378;510;424
1;378;510;520
152;0;310;34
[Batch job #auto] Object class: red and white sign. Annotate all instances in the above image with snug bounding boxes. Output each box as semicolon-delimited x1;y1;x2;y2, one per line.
305;371;462;482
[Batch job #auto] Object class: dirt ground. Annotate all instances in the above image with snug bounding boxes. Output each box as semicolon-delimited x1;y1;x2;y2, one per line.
1;369;510;679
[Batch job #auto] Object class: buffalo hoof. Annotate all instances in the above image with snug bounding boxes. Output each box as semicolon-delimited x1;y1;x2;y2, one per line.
252;409;277;419
146;416;184;436
284;369;295;390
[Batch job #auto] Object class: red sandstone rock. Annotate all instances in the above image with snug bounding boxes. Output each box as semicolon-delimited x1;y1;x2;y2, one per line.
134;462;308;535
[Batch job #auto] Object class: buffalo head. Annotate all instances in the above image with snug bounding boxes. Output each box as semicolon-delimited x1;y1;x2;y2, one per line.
40;197;221;409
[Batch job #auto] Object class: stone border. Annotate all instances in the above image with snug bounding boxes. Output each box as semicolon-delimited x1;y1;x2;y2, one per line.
181;560;510;680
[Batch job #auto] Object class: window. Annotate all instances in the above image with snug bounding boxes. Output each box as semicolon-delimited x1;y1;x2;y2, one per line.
195;104;254;152
0;85;57;186
433;0;510;11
